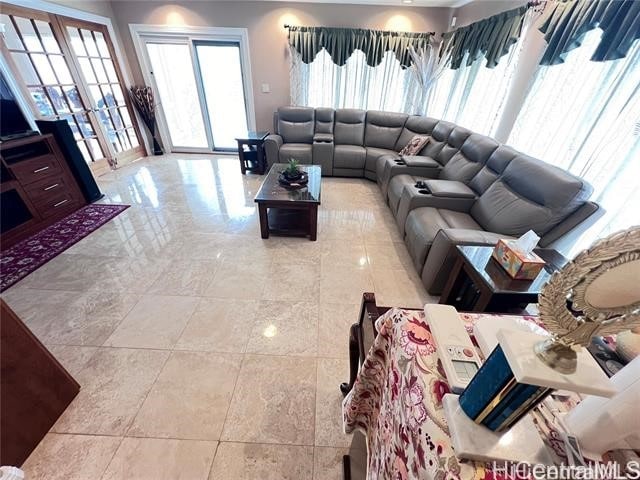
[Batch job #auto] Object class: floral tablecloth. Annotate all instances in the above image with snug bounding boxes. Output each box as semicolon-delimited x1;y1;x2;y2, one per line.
343;308;578;480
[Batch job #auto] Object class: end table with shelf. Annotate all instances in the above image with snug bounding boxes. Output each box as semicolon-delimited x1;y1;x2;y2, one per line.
439;245;567;313
236;131;268;174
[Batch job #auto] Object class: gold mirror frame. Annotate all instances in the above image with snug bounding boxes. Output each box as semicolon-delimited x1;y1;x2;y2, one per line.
535;227;640;374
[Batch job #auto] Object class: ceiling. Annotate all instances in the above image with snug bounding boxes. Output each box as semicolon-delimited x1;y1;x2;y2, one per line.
207;0;474;7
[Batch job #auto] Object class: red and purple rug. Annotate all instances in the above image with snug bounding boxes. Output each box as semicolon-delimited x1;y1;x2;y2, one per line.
0;203;129;292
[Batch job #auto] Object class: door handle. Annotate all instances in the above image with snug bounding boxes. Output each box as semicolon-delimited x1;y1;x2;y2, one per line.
53;199;69;207
33;166;50;173
44;183;60;191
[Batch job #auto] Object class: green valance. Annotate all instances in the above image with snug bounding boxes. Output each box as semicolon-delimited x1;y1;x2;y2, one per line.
440;5;529;70
287;26;434;69
539;0;640;65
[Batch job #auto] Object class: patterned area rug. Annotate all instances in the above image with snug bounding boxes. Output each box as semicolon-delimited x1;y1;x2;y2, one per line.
0;204;129;292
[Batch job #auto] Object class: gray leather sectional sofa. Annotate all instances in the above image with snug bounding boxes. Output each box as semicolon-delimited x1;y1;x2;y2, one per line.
264;107;600;295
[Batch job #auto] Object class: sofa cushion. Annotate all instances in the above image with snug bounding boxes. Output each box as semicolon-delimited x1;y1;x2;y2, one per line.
366;147;398;173
364;110;408;149
404;207;482;270
277;106;314;143
315;108;334;134
279;143;313;164
435;126;473;166
334;144;366;169
334;109;366;145
421;121;456;161
468;145;519;195
470;154;593;237
395;116;439;151
440;134;500;183
424;180;476;198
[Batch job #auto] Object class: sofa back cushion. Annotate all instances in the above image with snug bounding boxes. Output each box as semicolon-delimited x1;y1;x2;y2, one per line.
470;154;593;237
277;106;315;143
334;109;366;145
421;120;456;160
364;110;407;149
440;134;499;183
315;108;334;134
395;116;439;152
435;126;473;166
468;145;519;194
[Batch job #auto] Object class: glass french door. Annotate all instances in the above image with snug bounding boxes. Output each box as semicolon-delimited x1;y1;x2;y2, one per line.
0;4;144;169
64;19;142;161
140;35;250;153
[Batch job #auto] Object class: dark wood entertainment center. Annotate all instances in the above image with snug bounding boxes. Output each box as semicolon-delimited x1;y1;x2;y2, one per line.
0;133;86;248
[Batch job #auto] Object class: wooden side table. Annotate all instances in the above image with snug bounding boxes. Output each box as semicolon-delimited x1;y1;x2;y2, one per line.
439;245;567;313
236;131;268;174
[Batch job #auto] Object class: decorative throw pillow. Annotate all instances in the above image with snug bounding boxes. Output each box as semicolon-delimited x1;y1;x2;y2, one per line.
399;135;430;156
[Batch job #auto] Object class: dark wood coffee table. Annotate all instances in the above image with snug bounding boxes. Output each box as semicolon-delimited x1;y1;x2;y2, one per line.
439;245;567;312
254;164;321;241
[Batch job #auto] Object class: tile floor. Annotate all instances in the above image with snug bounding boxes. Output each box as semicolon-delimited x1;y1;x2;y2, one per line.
1;154;435;480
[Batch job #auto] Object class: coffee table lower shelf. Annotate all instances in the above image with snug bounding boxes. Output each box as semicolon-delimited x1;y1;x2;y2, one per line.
257;204;318;241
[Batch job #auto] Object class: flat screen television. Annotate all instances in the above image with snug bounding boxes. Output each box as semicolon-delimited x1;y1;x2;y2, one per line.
0;71;38;141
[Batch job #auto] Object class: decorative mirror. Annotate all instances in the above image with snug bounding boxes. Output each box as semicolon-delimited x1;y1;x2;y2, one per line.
535;226;640;373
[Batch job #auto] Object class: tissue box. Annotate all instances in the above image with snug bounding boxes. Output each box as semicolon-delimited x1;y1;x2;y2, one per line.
492;239;545;280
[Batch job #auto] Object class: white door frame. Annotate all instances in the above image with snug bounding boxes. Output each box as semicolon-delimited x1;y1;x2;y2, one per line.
129;24;256;154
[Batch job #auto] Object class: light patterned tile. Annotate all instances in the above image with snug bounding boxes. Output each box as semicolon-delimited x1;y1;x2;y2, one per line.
128;351;241;440
222;355;316;445
208;442;313;480
104;295;200;349
52;347;169;435
246;300;318;356
102;438;217;480
22;433;121;480
175;298;257;353
315;358;352;447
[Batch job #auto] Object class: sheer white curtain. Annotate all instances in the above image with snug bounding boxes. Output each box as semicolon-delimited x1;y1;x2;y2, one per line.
426;11;532;136
290;48;423;113
508;29;640;256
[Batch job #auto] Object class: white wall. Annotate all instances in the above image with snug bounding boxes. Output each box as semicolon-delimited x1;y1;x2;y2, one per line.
110;1;451;131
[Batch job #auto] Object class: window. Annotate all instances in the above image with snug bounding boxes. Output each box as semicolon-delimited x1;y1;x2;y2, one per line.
425;14;531;136
508;29;640;255
291;49;423;113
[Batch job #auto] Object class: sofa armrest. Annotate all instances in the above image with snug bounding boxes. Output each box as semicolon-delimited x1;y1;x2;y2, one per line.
540;201;603;248
313;133;333;143
264;134;283;168
401;155;439;168
424;180;476;199
421;228;515;295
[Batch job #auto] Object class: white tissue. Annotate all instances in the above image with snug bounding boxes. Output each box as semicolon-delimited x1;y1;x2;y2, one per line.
514;230;540;253
0;466;25;480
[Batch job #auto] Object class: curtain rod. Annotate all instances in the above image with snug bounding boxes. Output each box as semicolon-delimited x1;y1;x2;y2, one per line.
283;24;435;35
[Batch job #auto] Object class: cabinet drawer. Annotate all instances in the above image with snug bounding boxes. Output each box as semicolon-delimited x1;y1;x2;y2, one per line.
9;155;62;186
23;176;70;203
33;190;80;219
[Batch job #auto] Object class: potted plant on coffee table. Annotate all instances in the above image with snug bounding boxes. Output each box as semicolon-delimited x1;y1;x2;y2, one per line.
279;159;308;187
